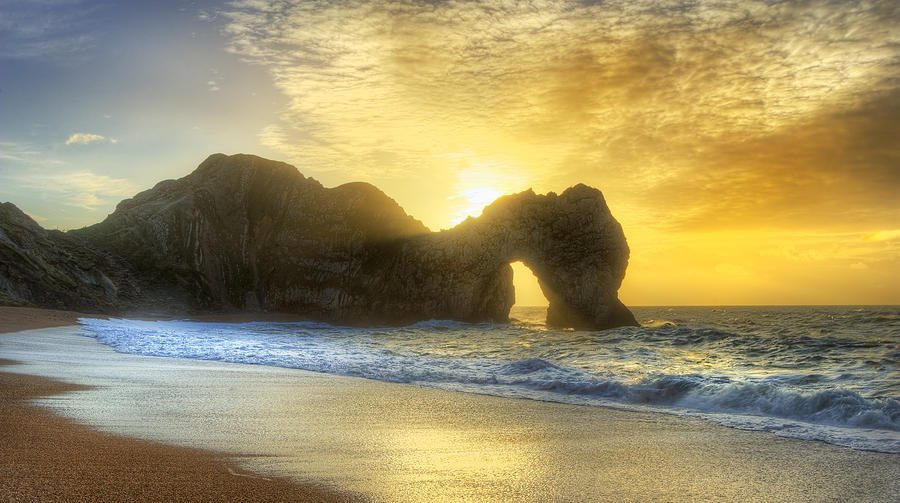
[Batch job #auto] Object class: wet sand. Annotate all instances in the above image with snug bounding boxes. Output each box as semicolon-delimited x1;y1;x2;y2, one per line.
0;308;356;502
0;306;84;333
1;308;899;502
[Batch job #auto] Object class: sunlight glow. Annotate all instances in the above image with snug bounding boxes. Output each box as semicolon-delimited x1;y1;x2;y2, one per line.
2;0;896;305
866;230;900;242
448;187;503;225
511;261;549;307
443;153;529;227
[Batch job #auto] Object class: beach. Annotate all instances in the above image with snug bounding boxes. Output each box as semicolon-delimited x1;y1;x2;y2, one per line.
0;308;354;502
1;307;898;502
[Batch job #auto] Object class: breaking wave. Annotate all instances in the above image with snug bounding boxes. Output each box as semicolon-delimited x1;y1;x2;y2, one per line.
77;305;900;453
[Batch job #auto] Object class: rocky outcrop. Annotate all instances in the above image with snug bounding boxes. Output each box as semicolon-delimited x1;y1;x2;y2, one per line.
1;153;636;329
71;154;430;316
361;185;637;329
0;203;137;312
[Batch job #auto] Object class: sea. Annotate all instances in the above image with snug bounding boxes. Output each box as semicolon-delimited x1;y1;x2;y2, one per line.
77;305;900;453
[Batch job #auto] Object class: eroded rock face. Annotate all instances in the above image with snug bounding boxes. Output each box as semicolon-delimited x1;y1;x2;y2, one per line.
2;153;636;329
0;203;137;311
72;154;429;316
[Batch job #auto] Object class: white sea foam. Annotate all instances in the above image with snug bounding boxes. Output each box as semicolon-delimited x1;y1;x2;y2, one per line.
77;305;900;453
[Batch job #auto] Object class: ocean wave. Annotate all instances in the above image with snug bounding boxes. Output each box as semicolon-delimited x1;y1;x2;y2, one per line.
76;312;900;453
641;319;677;328
406;319;478;330
486;370;900;432
655;380;900;431
499;358;562;374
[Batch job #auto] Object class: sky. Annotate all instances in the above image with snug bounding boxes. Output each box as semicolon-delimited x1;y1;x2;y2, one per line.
0;0;897;306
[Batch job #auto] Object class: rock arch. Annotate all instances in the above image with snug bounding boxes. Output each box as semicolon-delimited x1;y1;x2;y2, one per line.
364;184;638;330
12;154;637;330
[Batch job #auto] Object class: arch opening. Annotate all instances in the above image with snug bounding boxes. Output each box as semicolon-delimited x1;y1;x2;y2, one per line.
510;260;549;308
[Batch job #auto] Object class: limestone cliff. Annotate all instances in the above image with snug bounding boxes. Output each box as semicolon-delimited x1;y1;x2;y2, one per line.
71;154;429;315
2;153;636;329
0;203;137;311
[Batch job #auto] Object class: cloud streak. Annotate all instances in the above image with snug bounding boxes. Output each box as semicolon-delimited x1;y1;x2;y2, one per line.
221;0;899;234
0;141;40;162
65;133;107;145
0;0;97;61
5;170;137;211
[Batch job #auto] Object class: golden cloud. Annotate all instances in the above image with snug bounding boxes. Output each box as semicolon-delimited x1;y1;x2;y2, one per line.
221;0;900;303
222;0;898;227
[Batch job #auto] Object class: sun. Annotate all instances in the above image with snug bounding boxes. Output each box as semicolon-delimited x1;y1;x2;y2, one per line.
447;186;505;226
441;152;529;227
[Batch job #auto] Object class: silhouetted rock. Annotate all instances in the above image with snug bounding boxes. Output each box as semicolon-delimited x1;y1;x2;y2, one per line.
359;185;636;329
72;154;429;316
1;153;636;329
0;203;136;312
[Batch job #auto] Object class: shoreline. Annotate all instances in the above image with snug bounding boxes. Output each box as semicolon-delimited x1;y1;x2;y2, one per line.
0;307;359;502
0;306;86;333
0;305;322;329
2;306;899;502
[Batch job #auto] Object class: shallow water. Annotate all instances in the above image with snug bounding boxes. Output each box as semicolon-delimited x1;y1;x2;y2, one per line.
6;326;899;503
78;305;900;452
